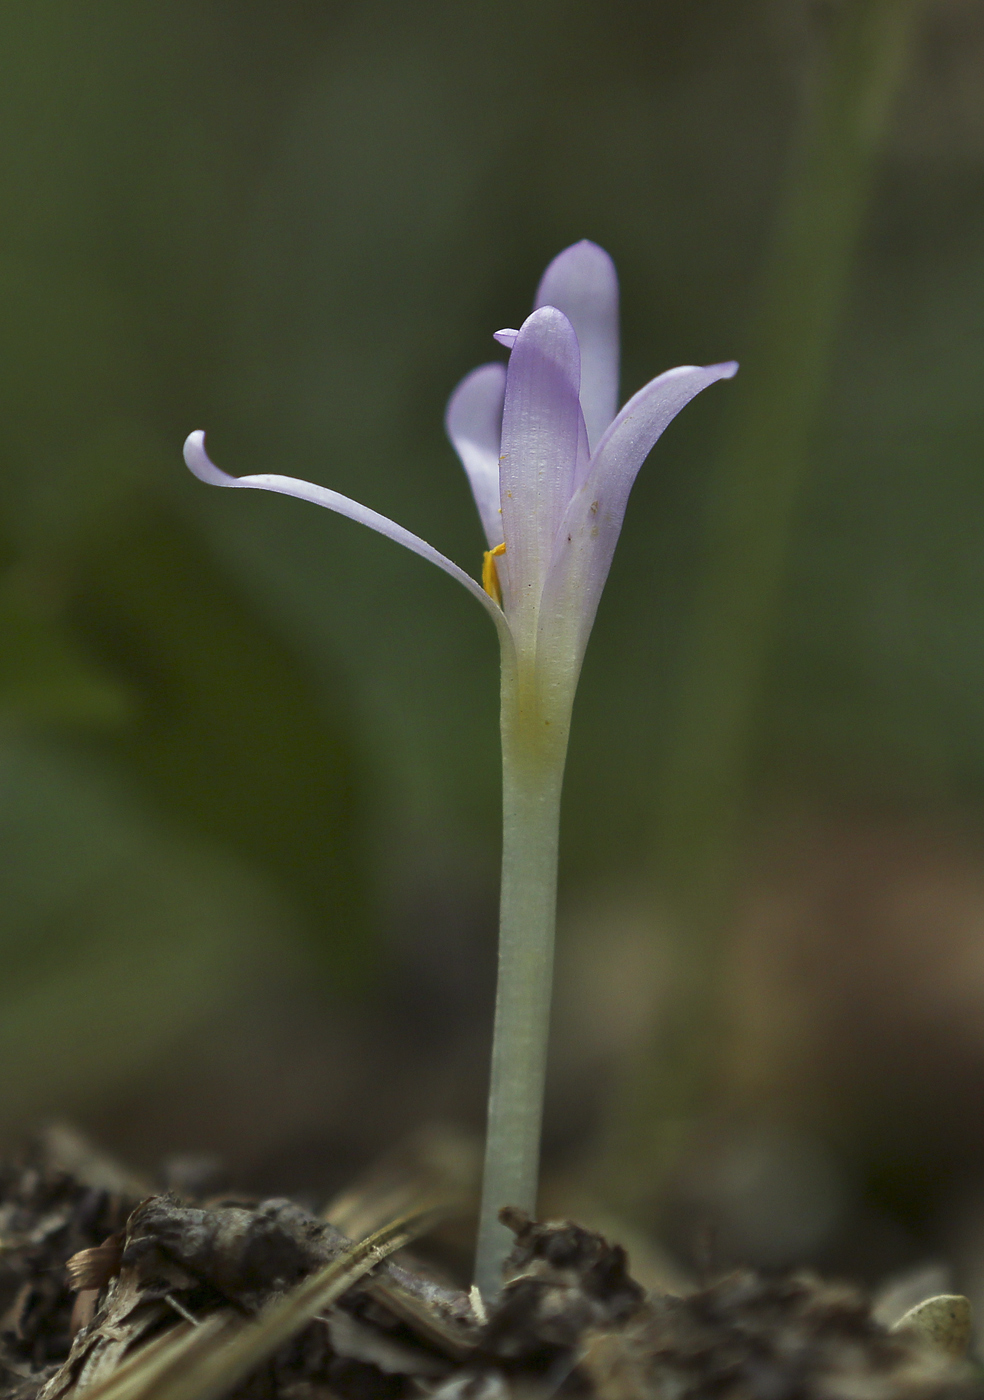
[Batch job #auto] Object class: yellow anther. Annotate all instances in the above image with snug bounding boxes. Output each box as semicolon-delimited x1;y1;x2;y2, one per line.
482;541;506;605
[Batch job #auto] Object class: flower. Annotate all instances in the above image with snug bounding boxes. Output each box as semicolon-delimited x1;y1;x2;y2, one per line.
184;244;738;1298
184;240;736;703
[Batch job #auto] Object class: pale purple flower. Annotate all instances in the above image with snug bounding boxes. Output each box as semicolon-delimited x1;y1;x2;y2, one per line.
185;243;737;1295
184;241;736;691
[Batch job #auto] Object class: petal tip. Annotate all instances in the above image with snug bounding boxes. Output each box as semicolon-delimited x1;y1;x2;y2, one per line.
535;240;618;307
546;238;616;275
519;304;575;335
493;328;518;349
444;361;507;437
183;430;233;486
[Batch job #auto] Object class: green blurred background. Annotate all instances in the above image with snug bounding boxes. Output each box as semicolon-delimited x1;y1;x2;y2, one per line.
3;0;984;1295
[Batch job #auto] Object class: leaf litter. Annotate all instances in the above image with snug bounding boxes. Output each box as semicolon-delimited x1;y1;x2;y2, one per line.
0;1127;978;1400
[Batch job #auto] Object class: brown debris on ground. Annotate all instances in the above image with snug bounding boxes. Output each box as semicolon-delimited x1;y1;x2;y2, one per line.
580;1272;978;1400
0;1130;979;1400
0;1127;142;1394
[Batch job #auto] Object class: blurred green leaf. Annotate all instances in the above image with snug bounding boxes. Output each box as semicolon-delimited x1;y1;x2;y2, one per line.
602;0;926;1217
0;570;131;726
0;251;142;547
0;733;290;1128
655;0;924;914
64;486;373;981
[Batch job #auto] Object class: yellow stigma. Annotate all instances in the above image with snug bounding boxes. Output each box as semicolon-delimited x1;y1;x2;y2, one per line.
482;541;506;605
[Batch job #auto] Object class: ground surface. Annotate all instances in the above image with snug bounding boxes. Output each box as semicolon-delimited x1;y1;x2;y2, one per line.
0;1129;978;1400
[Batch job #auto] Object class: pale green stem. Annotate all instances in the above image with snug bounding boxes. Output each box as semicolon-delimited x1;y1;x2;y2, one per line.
474;651;572;1299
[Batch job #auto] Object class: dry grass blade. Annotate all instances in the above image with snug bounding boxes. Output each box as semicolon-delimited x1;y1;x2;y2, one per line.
322;1128;479;1358
323;1136;481;1355
323;1125;478;1240
363;1275;476;1362
59;1316;237;1400
71;1207;443;1400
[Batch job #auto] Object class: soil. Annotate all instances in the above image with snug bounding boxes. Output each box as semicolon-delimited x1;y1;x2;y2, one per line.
0;1128;979;1400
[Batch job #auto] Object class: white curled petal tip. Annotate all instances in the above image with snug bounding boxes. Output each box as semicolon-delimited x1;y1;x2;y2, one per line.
183;430;236;487
182;428;513;643
493;329;519;349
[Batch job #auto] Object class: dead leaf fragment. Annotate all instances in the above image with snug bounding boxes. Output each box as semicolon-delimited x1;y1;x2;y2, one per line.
891;1294;972;1359
66;1238;124;1293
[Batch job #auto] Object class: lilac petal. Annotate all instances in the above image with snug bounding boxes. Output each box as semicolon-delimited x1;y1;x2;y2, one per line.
498;307;584;631
183;431;506;629
535;240;619;455
445;363;506;549
537;361;738;678
494;329;518;349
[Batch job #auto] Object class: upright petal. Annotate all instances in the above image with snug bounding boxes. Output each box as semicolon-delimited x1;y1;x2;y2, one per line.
535;240;619;454
498;307;584;637
183;431;506;631
445;362;507;550
537;362;738;682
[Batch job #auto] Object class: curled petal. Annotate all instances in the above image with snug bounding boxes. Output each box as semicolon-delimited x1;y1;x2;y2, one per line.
445;363;506;550
535;240;619;454
590;361;739;492
183;432;507;632
537;361;738;681
498;307;585;635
